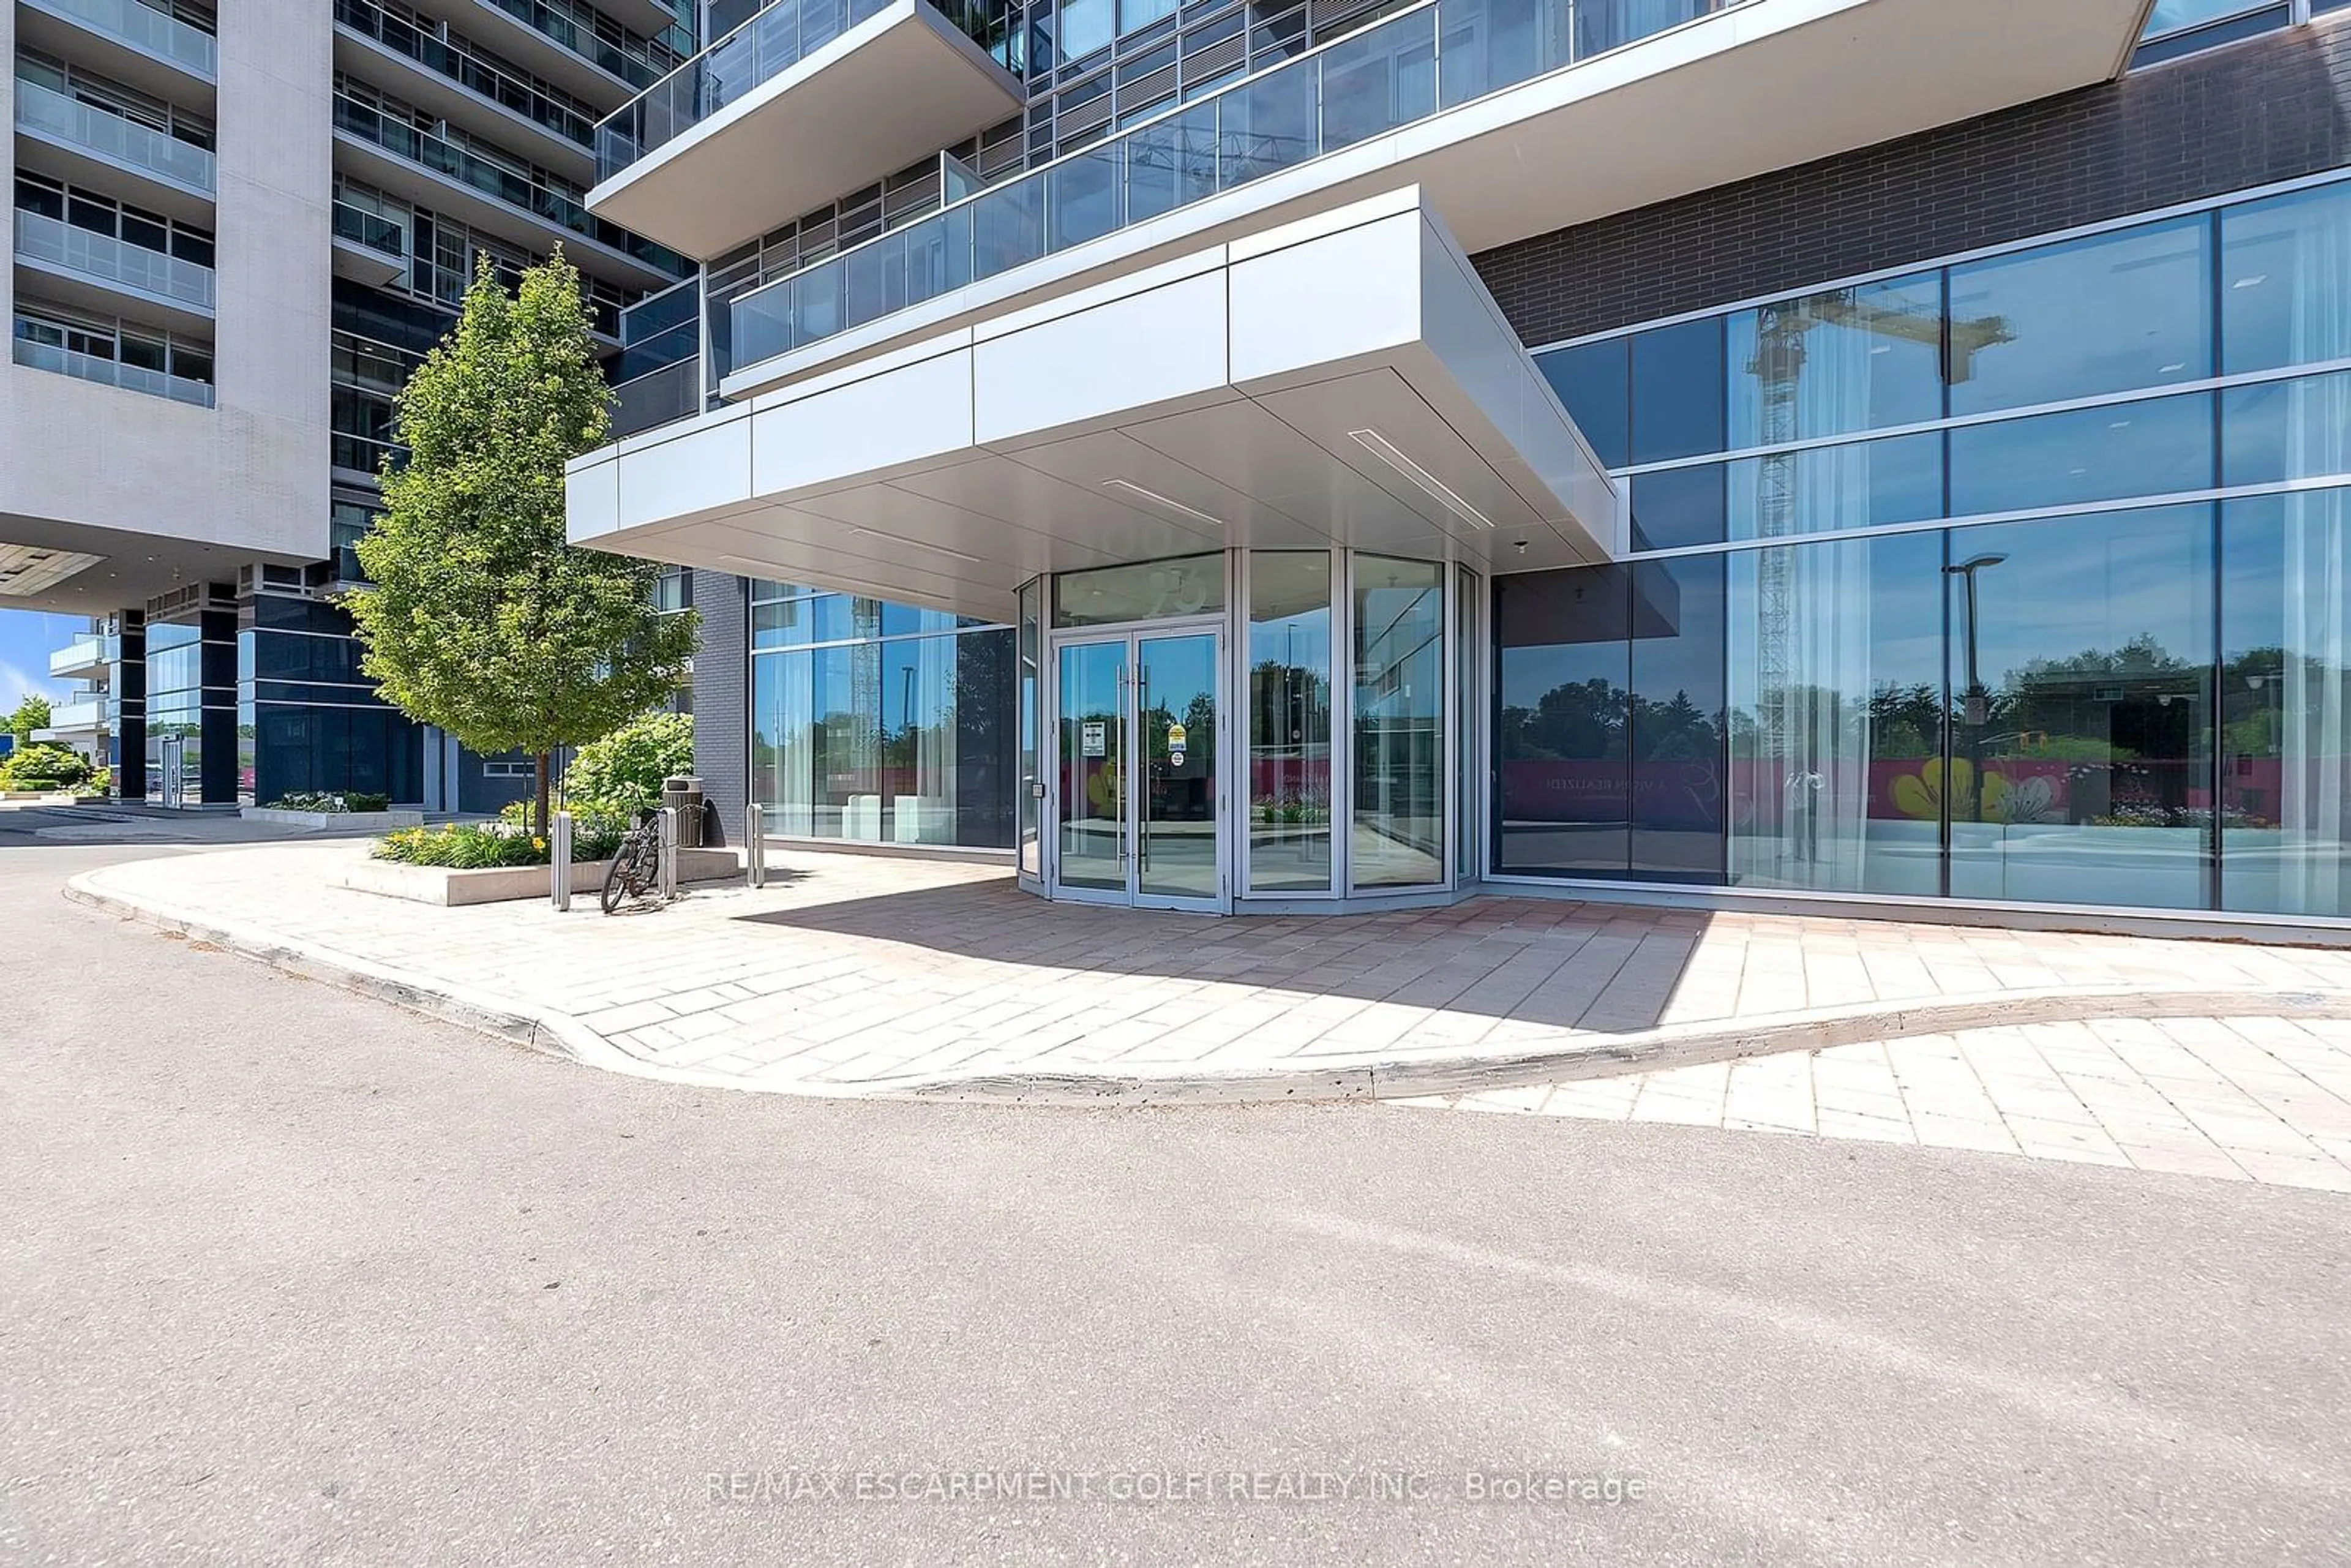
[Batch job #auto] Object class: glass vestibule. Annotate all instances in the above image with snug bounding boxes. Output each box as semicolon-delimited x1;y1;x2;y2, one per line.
1030;550;1472;911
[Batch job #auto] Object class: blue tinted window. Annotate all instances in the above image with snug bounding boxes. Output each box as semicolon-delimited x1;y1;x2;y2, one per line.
1536;337;1629;470
1945;504;2216;910
2222;370;2351;486
1629;318;1725;464
1628;555;1725;881
1727;273;1944;446
1494;566;1631;876
1629;463;1725;550
2221;182;2351;373
2218;491;2351;917
1948;393;2214;516
1948;217;2212;416
1727;433;1944;539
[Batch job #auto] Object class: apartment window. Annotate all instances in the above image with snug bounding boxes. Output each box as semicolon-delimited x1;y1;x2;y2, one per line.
17;50;214;149
13;301;212;382
15;172;214;265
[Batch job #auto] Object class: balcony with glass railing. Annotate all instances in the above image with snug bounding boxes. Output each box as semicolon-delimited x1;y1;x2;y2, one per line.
36;696;107;736
331;93;692;280
585;0;1022;258
332;200;407;261
14;77;216;195
331;201;409;285
48;637;108;681
13;336;215;406
607;274;702;436
596;0;1004;180
716;0;2159;384
476;0;683;93
336;0;599;154
23;0;217;80
15;208;216;312
726;0;1745;373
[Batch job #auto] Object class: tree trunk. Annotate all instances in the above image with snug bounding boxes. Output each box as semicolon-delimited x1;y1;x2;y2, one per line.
534;752;552;838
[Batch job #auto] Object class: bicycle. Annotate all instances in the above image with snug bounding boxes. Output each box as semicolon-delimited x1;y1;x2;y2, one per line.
599;810;663;915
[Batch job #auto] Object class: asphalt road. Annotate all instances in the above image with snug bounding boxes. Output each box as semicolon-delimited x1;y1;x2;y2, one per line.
3;820;2348;1566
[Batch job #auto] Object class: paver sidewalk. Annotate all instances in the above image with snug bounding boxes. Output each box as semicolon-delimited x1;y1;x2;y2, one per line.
1408;1015;2351;1194
64;839;2351;1106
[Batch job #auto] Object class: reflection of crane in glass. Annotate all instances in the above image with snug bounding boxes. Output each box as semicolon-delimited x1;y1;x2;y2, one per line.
1744;292;2012;775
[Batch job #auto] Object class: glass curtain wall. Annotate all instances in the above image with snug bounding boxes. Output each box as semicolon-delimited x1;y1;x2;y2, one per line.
751;582;1015;847
1510;174;2351;918
1353;555;1445;888
1247;552;1334;893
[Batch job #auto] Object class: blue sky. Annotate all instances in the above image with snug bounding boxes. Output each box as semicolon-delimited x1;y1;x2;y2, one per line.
0;606;83;707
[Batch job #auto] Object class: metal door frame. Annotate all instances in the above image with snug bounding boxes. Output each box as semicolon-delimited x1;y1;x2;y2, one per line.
1044;618;1230;913
159;732;185;810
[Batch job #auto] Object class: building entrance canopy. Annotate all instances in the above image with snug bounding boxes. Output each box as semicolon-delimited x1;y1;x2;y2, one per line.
568;189;1620;624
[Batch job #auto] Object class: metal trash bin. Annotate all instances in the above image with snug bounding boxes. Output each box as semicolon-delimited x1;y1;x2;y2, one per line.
662;774;704;849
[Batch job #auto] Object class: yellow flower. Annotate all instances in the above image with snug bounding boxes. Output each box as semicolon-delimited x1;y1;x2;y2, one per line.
533;836;547;850
1891;756;2011;823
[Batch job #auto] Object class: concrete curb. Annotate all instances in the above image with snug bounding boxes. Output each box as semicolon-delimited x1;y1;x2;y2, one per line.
66;868;2351;1107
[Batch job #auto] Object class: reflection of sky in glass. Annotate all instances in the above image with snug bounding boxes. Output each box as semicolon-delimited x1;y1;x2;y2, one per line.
1951;505;2214;690
1949;217;2211;416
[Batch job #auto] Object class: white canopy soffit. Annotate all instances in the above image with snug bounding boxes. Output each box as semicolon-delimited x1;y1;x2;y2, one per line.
568;189;1621;622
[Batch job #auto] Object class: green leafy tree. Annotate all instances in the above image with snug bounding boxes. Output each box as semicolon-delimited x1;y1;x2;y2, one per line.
343;253;697;832
561;710;693;816
7;694;52;749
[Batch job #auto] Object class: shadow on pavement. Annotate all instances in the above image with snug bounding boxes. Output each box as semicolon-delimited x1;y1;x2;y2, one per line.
733;875;1716;1034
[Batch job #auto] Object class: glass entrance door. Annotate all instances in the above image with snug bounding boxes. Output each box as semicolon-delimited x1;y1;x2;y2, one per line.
1049;628;1225;910
1056;637;1127;895
1136;631;1219;906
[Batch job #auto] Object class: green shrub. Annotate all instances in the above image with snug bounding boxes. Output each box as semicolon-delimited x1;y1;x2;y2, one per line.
268;790;391;813
372;813;626;868
0;743;91;792
561;711;692;816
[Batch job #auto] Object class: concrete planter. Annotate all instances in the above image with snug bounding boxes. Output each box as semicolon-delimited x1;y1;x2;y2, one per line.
342;846;741;907
242;806;425;831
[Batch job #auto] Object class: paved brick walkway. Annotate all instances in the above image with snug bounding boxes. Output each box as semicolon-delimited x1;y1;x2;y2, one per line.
1408;1015;2351;1193
66;840;2351;1114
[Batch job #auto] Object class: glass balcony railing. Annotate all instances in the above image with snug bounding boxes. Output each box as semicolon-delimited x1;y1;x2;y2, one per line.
730;0;1738;373
332;200;408;260
332;94;693;279
13;337;216;406
611;356;700;437
596;0;1008;182
478;0;681;92
332;430;410;474
13;78;216;193
15;209;216;309
41;699;107;732
28;0;217;78
48;638;107;678
336;0;599;151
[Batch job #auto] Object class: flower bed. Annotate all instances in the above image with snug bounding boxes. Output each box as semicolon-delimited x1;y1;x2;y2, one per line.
372;815;627;869
241;789;421;831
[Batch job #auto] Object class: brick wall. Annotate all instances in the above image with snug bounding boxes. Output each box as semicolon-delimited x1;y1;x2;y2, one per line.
689;570;748;846
1473;18;2351;345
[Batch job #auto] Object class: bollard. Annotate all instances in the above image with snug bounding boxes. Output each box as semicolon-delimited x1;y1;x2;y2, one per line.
746;804;765;889
550;810;572;911
658;805;679;901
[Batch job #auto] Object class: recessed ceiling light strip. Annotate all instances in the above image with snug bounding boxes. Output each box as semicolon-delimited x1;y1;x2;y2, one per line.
1346;428;1495;530
1101;478;1228;531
